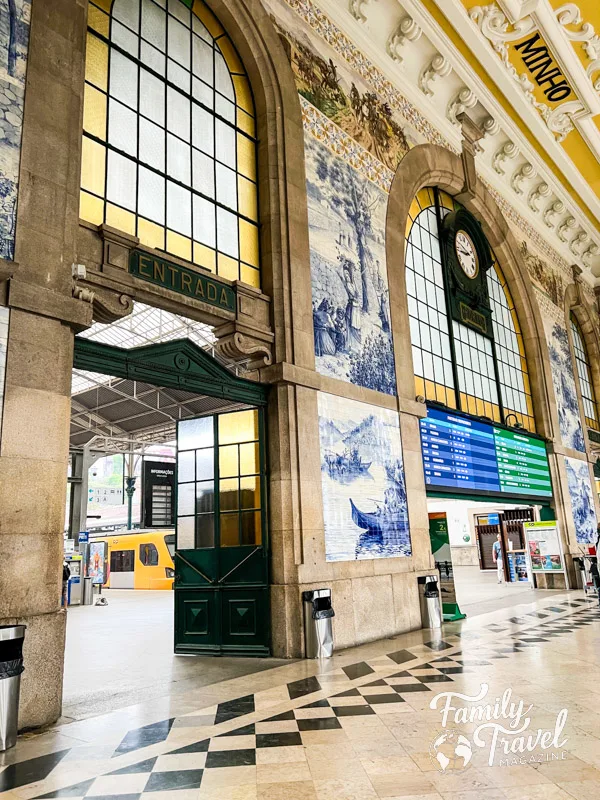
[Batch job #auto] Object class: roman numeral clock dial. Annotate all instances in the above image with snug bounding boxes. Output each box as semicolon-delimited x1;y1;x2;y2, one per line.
455;230;479;279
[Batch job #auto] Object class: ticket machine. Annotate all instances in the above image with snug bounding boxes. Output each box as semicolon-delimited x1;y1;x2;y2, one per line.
65;553;83;605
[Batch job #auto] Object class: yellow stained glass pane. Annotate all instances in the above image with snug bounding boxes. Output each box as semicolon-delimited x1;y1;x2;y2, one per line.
83;84;107;140
408;196;421;222
239;442;259;475
237;133;256;180
79;190;104;225
220;513;239;547
240;264;260;288
193;242;216;273
232;75;253;114
435;383;446;403
219;38;244;74
439;190;454;211
193;0;223;37
81;137;106;195
218;253;239;281
219;445;238;478
241;511;261;546
240;476;261;510
238;176;257;221
138;218;165;250
88;5;109;36
167;230;192;262
106;203;135;235
219;409;258;445
414;376;425;398
85;32;108;91
220;478;239;511
91;0;112;11
416;188;433;211
239;219;258;267
446;392;457;409
467;396;477;416
237;109;255;137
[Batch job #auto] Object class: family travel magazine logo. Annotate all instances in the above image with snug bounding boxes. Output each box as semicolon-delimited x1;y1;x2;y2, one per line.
428;683;568;772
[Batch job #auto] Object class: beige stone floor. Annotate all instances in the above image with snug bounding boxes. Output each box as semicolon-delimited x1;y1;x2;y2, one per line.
1;588;600;800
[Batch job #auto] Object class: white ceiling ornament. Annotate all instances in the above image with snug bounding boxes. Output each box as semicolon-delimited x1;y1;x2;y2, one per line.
492;140;519;173
570;229;589;255
448;86;478;124
349;0;371;23
543;199;565;227
511;161;536;193
558;215;577;241
583;243;599;266
528;181;551;211
555;4;600;92
419;53;452;95
482;116;500;137
386;16;422;62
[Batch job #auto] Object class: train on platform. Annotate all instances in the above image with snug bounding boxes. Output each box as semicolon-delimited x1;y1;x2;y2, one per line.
89;529;175;590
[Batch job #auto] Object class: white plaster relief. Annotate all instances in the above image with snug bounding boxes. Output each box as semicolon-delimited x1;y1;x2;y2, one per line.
447;87;477;125
511;162;536;194
543;199;565;227
386;16;422;62
555;3;600;91
570;229;588;254
527;181;551;211
418;53;451;96
492;140;519;173
558;215;577;242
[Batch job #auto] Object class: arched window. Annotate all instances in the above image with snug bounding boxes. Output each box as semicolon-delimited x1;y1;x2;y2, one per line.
80;0;260;289
570;313;599;431
405;187;535;432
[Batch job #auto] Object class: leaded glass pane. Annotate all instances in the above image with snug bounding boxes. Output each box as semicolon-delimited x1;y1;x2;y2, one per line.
109;50;138;110
106;150;136;210
138;167;165;225
139;117;165;171
141;0;166;51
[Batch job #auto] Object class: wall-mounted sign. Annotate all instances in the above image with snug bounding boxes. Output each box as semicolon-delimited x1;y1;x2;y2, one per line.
428;512;465;621
420;407;553;500
142;459;175;528
86;540;108;585
129;250;236;312
524;521;564;572
514;34;573;104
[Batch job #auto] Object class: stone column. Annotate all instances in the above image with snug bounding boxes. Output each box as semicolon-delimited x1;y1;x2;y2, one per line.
0;0;89;729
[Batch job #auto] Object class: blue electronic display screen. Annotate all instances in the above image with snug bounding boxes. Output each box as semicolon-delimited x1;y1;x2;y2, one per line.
420;407;553;499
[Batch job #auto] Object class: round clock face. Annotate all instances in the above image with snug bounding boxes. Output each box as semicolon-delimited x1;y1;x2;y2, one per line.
455;230;479;279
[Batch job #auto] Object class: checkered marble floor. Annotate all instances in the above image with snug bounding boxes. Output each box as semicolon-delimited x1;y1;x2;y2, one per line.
2;594;600;800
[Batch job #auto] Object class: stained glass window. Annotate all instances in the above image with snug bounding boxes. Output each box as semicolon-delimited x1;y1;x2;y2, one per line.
405;187;535;432
80;0;260;289
570;313;598;431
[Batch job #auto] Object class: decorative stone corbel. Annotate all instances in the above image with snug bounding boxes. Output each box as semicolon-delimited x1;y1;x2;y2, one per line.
76;282;134;324
386;16;422;61
349;0;371;23
558;215;577;242
570;229;589;255
72;284;95;305
447;87;477;126
418;53;451;96
543;199;564;227
527;182;550;212
482;116;500;138
492;141;518;174
457;113;485;199
214;281;274;370
511;162;536;194
582;243;599;267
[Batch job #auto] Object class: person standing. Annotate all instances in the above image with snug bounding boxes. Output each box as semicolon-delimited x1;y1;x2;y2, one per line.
492;533;504;584
62;560;71;608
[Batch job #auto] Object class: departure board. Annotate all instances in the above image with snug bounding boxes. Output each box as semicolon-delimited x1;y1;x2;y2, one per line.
420;408;553;499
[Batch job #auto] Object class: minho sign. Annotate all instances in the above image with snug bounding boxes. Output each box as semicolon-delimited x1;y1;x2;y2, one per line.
514;34;573;103
129;250;236;313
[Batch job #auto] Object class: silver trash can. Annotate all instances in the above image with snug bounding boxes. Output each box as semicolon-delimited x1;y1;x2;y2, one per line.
0;625;26;752
303;589;335;658
418;576;442;630
82;576;94;606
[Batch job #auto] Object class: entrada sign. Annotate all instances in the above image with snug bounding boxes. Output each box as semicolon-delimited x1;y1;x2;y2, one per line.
129;250;236;313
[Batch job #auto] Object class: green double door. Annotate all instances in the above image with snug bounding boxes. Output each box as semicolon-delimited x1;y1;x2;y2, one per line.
174;407;270;656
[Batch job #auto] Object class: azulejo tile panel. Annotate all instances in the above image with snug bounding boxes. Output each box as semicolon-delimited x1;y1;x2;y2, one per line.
0;0;30;260
317;392;411;562
306;132;396;393
565;456;597;544
546;321;586;452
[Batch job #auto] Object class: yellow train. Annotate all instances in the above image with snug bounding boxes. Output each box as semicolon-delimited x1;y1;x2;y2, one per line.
90;529;175;590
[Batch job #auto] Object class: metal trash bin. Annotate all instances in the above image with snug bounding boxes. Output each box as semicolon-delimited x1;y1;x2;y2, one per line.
573;557;587;592
303;589;335;658
418;575;442;630
0;625;26;752
82;576;94;606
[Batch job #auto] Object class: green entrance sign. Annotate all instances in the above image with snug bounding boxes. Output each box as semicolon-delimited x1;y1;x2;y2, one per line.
428;513;466;622
129;250;236;313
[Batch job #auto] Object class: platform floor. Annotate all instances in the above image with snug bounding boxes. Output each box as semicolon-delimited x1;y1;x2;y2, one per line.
62;590;289;721
453;565;557;617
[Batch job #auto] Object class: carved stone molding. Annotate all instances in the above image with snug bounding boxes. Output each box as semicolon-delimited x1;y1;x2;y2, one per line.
543;199;565;227
386;16;422;61
555;4;600;92
583;243;599;266
447;87;477;125
511;162;536;194
458;113;485;197
527;181;551;212
482;115;500;138
214;327;273;370
570;229;589;255
492;140;519;174
349;0;371;23
75;281;134;324
418;53;451;96
558;215;577;242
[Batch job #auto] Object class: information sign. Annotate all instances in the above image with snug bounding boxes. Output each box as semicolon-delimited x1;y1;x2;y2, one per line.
420;408;553;500
524;521;564;572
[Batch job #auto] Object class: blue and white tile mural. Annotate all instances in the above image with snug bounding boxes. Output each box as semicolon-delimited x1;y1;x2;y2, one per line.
0;0;30;260
318;392;411;562
565;457;597;545
547;322;586;453
306;134;396;396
